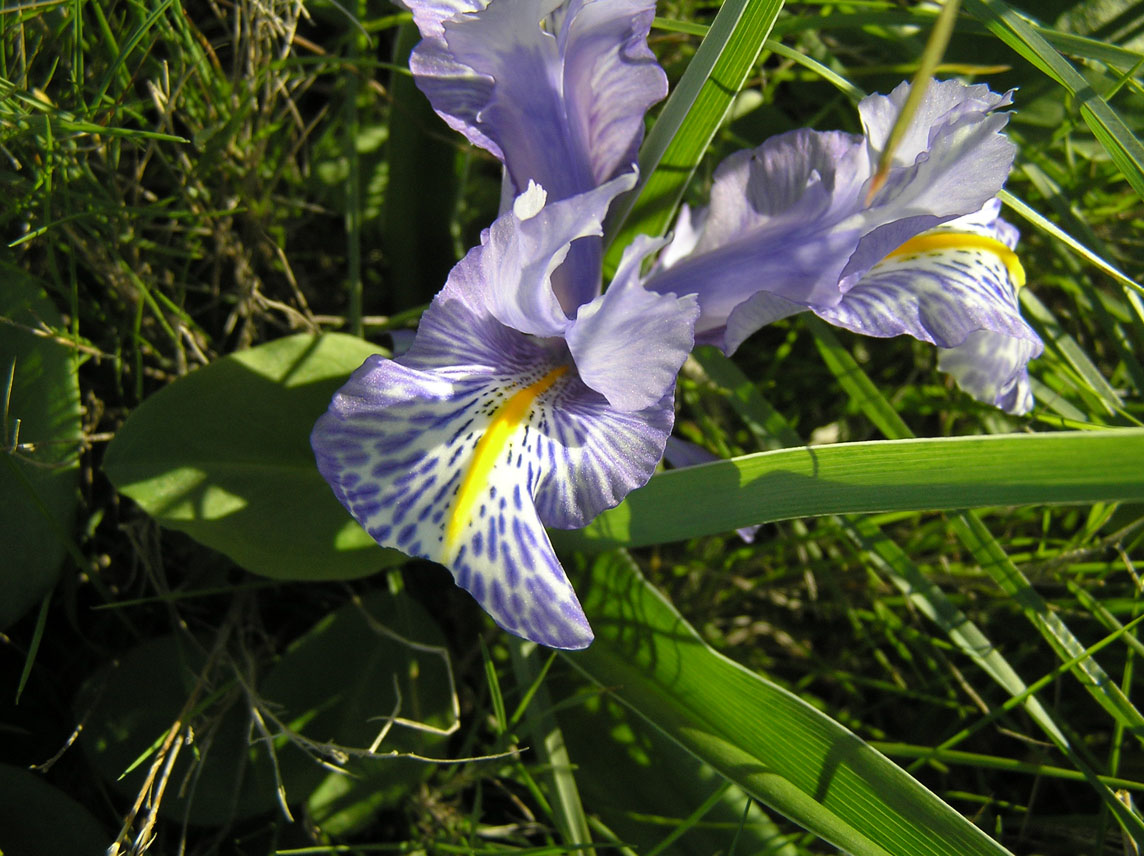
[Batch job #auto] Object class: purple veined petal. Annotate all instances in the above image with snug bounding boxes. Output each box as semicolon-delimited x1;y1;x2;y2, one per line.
556;0;667;186
566;233;700;410
815;202;1043;414
938;331;1037;415
408;0;664;203
644;129;870;346
313;278;676;648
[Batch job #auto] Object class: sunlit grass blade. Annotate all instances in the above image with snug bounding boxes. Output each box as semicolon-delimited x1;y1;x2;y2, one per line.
603;0;784;269
1018;289;1129;419
1000;189;1144;297
568;551;1016;856
963;0;1144;200
871;742;1144;792
555;428;1144;551
867;0;961;201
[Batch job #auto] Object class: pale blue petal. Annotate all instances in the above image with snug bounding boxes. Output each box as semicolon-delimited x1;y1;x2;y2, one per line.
938;330;1037;415
646;130;868;342
860;79;1014;167
447;175;634;339
566;234;700;410
816;203;1042;414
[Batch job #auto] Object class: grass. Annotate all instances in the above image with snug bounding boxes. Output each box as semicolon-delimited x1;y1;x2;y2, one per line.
1;0;1143;854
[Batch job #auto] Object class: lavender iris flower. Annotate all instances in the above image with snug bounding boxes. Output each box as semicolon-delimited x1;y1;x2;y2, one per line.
312;176;699;649
647;80;1043;414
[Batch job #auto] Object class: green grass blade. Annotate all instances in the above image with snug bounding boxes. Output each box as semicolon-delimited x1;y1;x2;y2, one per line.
510;641;595;854
963;0;1144;200
603;0;784;269
555;429;1144;551
1000;189;1144;297
568;551;1016;856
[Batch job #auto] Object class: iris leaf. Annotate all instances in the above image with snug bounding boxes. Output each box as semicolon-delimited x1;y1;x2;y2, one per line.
557;427;1144;551
568;550;1015;856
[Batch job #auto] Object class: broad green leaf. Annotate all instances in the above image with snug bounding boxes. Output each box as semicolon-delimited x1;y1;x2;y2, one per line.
0;763;107;856
79;591;451;827
604;0;784;268
0;265;82;628
104;333;395;580
555;428;1144;551
567;552;1015;856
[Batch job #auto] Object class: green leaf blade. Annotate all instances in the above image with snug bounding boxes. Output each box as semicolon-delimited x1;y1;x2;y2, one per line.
569;552;1015;856
104;333;396;580
559;429;1144;551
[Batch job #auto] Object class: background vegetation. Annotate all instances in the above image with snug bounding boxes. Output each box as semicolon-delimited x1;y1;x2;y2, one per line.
1;0;1143;854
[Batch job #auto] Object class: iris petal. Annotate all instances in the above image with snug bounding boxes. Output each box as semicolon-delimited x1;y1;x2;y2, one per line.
406;0;665;202
816;204;1042;414
312;355;594;649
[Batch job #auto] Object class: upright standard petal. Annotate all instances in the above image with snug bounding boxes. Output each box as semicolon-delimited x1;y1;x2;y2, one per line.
406;0;666;201
405;0;666;308
645;78;1042;412
312;184;696;649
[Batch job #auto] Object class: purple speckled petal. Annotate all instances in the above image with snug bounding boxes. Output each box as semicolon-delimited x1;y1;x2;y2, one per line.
312;335;674;647
567;233;700;410
311;350;594;649
816;201;1043;414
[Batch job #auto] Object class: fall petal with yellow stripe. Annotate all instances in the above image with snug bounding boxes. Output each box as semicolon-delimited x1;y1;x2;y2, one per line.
311;176;698;649
645;79;1043;414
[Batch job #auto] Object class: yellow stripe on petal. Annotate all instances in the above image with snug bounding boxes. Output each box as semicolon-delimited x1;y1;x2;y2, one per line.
445;365;569;553
888;232;1026;288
